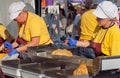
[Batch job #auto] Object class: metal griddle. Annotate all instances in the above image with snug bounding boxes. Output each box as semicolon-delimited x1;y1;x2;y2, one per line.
27;44;78;58
27;44;87;65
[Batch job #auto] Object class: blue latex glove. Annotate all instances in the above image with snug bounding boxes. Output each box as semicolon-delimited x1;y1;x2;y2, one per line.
4;41;12;49
67;38;77;46
8;49;18;56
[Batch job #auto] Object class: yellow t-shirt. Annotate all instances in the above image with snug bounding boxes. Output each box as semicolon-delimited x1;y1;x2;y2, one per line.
18;12;53;45
0;24;7;40
80;9;98;41
92;27;107;43
101;25;120;56
93;24;120;56
0;24;8;59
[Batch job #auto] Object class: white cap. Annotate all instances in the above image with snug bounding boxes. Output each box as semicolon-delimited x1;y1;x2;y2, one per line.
93;1;118;19
9;1;26;20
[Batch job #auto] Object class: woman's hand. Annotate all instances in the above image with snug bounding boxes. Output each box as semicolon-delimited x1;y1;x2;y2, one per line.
67;38;77;46
8;49;18;56
4;41;12;49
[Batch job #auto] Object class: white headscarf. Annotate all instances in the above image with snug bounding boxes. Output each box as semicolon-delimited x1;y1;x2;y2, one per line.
93;1;118;19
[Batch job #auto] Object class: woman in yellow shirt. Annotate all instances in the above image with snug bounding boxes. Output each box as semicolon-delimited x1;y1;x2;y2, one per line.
80;9;98;41
0;23;14;59
0;24;13;46
77;9;99;58
4;1;53;56
67;1;120;56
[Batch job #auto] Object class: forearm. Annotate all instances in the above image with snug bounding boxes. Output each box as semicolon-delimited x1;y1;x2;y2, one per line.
0;44;4;51
16;42;39;52
76;41;90;47
12;41;19;48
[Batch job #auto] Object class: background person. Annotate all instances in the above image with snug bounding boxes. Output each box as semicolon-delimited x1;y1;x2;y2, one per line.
72;5;86;39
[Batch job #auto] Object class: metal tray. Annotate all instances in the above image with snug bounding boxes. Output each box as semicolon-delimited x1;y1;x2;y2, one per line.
92;56;120;76
37;53;84;64
1;56;59;78
27;44;78;57
21;62;61;78
93;70;120;78
20;61;87;78
1;57;37;77
21;62;61;74
2;59;33;68
44;69;89;78
1;56;59;68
